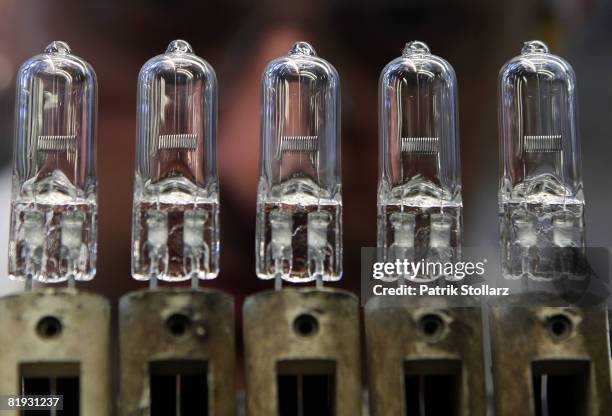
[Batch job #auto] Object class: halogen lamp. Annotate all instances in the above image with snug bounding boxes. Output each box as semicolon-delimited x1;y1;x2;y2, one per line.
256;42;342;284
132;40;219;283
9;41;98;283
378;41;462;281
499;40;585;280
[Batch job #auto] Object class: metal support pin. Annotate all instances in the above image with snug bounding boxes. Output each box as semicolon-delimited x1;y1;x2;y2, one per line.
146;210;168;289
307;211;331;287
60;211;85;287
270;210;293;287
183;209;209;287
21;210;45;286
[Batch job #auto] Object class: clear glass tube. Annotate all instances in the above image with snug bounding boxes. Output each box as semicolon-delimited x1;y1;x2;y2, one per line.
256;41;342;283
499;41;585;280
132;40;219;282
8;41;97;283
377;41;462;281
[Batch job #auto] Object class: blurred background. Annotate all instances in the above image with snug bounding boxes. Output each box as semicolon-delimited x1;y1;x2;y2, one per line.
0;0;610;396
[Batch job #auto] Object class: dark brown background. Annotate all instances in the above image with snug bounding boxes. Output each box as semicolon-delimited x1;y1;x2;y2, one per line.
0;0;610;391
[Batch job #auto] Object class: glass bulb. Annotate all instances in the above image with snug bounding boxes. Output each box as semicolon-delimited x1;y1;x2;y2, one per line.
499;40;585;280
8;41;98;283
377;41;462;281
256;41;342;283
132;40;219;282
